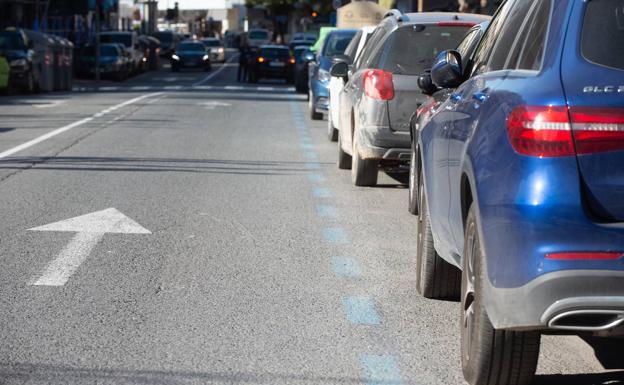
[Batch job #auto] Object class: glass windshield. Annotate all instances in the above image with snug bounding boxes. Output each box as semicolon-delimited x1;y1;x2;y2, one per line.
582;0;624;70
202;40;221;47
153;32;173;43
261;48;289;59
179;43;205;52
0;32;25;50
82;45;119;57
380;25;470;75
100;34;132;47
323;33;355;57
249;31;268;40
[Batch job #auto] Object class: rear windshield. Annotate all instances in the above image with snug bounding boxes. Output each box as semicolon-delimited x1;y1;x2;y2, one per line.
380;25;470;75
83;45;118;56
202;40;221;47
0;32;25;50
100;34;132;47
323;33;355;57
261;48;290;59
153;32;173;43
179;43;205;52
249;31;268;40
582;0;624;70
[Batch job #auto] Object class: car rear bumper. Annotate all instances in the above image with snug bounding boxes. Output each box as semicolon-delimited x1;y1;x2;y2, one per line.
355;125;411;161
486;269;624;334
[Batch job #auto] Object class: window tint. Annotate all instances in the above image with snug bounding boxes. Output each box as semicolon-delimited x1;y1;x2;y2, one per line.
507;0;551;71
379;25;471;75
249;31;268;40
322;33;355;57
486;0;534;72
0;32;25;50
100;34;132;47
582;0;624;70
456;29;479;59
179;43;205;52
343;30;362;60
261;48;290;59
471;1;513;75
355;26;386;69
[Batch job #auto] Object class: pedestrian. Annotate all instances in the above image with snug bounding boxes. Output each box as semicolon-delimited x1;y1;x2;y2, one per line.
238;41;249;82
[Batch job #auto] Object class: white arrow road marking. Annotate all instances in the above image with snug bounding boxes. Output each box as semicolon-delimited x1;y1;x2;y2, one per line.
29;208;150;286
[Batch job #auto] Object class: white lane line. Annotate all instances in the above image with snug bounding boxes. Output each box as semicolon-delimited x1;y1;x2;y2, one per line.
164;85;183;90
225;85;243;90
192;53;239;87
131;86;151;90
99;86;119;91
257;86;274;91
192;85;213;90
0;92;163;160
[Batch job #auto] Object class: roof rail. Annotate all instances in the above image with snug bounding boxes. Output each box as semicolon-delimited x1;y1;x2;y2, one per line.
383;9;404;22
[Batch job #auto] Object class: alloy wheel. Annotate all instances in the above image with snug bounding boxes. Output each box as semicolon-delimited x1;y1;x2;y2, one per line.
461;221;477;364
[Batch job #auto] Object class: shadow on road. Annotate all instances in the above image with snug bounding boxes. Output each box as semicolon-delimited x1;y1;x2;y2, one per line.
0;156;333;176
534;371;624;385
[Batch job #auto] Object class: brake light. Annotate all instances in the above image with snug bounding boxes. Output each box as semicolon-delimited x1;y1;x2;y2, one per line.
363;69;394;101
546;252;624;260
506;106;575;157
257;57;265;63
437;22;477;27
289;57;296;64
570;107;624;154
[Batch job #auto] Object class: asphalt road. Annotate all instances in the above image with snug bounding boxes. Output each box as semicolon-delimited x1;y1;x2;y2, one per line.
0;54;622;385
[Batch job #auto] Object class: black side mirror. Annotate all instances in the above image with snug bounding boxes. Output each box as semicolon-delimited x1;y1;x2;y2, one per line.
302;50;315;62
430;50;463;89
330;61;349;78
417;71;438;95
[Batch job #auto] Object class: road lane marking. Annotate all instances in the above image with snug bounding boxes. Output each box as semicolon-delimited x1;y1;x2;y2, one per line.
0;92;162;159
342;296;380;325
316;205;337;218
303;151;318;160
323;227;348;243
360;355;404;385
164;85;183;90
331;256;361;278
307;173;326;183
130;86;152;90
305;162;320;170
29;208;150;286
257;86;274;91
192;54;239;86
313;187;331;198
225;85;244;90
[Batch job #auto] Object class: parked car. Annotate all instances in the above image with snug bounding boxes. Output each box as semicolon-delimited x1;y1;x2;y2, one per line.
247;29;271;47
248;45;294;83
170;41;211;72
334;11;487;186
76;43;130;81
0;55;8;92
99;31;144;73
290;32;316;44
308;28;357;120
294;48;314;94
139;35;161;71
415;1;624;384
408;21;490;214
327;26;375;142
152;30;180;57
0;29;39;92
200;37;225;62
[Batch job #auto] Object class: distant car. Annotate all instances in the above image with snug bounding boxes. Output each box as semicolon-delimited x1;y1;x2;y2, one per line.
152;30;179;57
293;46;313;93
99;31;144;72
139;35;161;70
327;26;375;142
247;29;271;47
200;38;225;62
0;29;39;92
290;32;316;43
249;45;294;83
288;39;314;51
0;55;8;92
76;43;130;81
308;29;357;120
334;11;488;186
170;41;211;72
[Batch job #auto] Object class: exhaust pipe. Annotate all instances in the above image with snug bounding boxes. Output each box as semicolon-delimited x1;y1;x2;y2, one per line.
548;310;624;331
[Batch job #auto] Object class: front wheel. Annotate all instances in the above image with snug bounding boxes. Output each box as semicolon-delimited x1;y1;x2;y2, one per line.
327;111;338;142
338;133;352;170
408;141;419;215
309;90;323;120
461;204;541;385
351;135;378;186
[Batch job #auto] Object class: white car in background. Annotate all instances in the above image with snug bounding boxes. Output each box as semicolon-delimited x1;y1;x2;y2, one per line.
247;29;271;47
327;26;375;142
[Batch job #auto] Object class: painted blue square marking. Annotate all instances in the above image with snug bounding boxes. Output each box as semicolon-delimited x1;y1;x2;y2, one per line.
323;227;347;243
313;187;332;197
331;256;361;278
342;296;380;325
308;173;326;183
360;354;404;385
316;205;337;218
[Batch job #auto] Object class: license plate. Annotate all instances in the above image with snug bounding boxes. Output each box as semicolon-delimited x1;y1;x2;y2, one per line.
270;61;285;67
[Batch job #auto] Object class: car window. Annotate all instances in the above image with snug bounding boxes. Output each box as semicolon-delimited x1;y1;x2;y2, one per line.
322;33;355;57
378;24;471;75
471;0;513;75
506;0;551;71
249;31;268;40
355;26;386;69
486;0;534;72
581;0;624;71
343;30;362;60
261;48;290;59
179;43;205;52
202;40;221;47
456;29;479;59
100;34;132;47
0;32;25;50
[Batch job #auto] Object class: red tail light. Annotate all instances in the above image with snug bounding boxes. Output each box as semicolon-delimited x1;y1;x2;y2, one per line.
546;252;624;260
570;107;624;154
363;69;394;100
257;57;265;63
506;106;575;157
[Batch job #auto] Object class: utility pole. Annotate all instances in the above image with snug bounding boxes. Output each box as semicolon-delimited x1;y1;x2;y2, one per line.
95;0;101;84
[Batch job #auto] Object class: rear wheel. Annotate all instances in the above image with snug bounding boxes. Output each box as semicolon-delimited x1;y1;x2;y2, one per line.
408;141;419;215
416;168;461;299
351;135;378;186
338;133;352;170
309;90;323;120
327;111;338;142
461;204;541;385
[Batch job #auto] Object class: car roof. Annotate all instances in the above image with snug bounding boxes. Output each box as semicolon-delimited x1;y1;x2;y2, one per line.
390;12;491;25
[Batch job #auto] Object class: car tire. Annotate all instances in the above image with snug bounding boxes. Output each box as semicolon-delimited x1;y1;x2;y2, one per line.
416;168;461;300
338;133;352;170
309;90;323;120
461;204;541;385
408;141;419;215
351;135;378;186
327;112;338;142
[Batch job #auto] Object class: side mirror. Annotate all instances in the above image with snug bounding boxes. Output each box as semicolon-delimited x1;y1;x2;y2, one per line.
302;50;315;62
331;54;351;65
430;50;463;89
417;71;438;95
330;61;349;78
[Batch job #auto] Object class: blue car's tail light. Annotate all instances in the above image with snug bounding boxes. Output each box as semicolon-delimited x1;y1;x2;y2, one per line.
545;252;624;260
507;106;575;157
570;107;624;155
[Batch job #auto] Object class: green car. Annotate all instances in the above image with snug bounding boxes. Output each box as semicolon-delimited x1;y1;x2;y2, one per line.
0;56;8;91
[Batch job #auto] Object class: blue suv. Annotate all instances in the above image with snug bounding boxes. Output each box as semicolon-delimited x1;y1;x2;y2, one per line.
414;1;624;384
307;29;356;120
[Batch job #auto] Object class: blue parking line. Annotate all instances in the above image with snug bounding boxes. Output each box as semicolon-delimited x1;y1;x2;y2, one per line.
306;162;321;170
360;355;404;385
300;143;315;150
308;173;326;183
316;205;337;218
342;296;380;325
313;187;332;197
331;256;361;278
304;151;318;160
323;227;348;244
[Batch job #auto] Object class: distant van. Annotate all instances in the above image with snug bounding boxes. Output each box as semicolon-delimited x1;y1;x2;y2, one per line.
99;32;143;72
